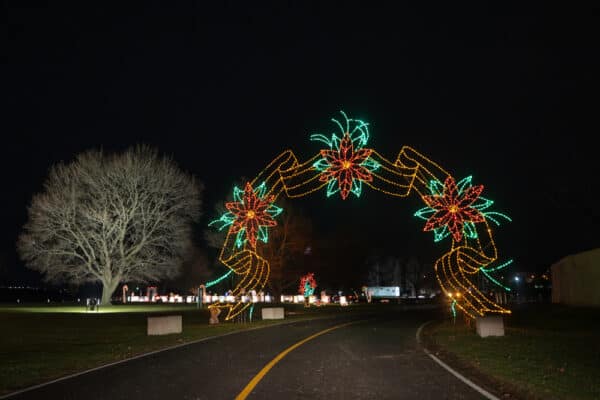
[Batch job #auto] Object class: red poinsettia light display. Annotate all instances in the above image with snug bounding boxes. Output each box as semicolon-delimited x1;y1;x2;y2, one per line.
317;132;374;200
225;182;279;248
422;176;485;242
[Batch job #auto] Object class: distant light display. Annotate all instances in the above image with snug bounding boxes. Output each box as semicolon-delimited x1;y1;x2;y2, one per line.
299;273;317;297
207;111;512;320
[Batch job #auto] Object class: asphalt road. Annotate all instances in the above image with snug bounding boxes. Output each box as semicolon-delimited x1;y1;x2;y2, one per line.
5;309;486;400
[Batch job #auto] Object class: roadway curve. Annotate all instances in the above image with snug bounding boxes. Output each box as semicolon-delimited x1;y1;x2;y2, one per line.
5;309;489;399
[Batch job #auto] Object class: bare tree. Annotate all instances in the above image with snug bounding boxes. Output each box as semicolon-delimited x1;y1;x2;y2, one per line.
365;254;435;297
163;244;212;294
17;145;203;305
366;255;399;287
0;254;6;281
260;199;312;301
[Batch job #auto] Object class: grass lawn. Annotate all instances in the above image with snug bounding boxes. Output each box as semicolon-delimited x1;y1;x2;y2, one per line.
0;302;364;396
422;303;600;400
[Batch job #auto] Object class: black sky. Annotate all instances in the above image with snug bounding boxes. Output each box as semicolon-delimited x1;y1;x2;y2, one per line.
2;2;600;283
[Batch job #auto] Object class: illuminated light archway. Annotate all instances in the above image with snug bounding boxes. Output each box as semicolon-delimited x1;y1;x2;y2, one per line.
208;111;512;320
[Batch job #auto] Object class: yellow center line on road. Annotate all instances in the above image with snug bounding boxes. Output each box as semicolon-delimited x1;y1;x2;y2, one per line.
235;320;363;400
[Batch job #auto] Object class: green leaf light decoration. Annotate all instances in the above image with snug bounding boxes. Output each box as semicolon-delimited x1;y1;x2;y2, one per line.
414;176;512;242
311;111;380;199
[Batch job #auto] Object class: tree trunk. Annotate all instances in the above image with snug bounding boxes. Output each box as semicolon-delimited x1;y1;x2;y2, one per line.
272;286;282;304
267;281;282;304
101;279;119;306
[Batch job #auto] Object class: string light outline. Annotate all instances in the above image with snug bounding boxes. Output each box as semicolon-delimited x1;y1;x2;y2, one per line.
207;111;512;320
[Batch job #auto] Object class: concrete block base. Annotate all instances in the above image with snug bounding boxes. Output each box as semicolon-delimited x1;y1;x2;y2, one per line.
147;315;182;335
476;315;505;337
261;307;284;319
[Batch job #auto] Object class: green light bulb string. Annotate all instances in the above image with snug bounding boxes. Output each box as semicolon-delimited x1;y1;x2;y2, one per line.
204;269;233;288
480;259;513;292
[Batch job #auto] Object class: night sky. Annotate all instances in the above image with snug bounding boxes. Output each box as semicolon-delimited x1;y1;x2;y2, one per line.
2;2;599;284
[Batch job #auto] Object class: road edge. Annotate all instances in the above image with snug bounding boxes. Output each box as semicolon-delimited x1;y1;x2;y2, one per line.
416;320;501;400
0;316;337;399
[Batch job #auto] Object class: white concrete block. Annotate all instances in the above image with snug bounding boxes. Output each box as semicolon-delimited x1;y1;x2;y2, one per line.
261;307;284;319
147;315;182;335
476;315;505;337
